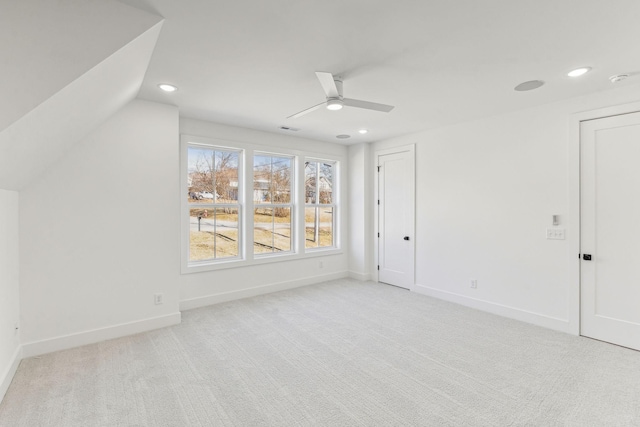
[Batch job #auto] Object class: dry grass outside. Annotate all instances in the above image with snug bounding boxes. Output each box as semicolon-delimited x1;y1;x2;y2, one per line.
189;207;333;223
305;228;333;248
189;229;238;261
254;228;291;254
190;229;294;260
253;209;291;224
305;207;333;223
189;206;334;259
189;208;238;223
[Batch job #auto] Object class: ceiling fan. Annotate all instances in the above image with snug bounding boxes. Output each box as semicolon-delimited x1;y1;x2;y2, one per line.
287;71;395;119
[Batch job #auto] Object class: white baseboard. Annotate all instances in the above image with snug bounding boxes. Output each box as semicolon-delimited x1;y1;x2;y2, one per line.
180;271;349;311
0;345;22;404
349;271;372;281
414;284;571;333
21;312;181;358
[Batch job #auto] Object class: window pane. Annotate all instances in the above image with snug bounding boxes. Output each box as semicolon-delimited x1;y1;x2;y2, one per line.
254;155;292;204
215;151;239;203
305;207;334;249
305;161;317;204
254;207;291;254
187;147;215;204
319;207;334;247
272;157;292;203
319;162;333;204
253;155;271;204
189;207;239;261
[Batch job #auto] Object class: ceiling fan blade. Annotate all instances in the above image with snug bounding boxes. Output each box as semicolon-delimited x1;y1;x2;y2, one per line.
287;101;326;119
343;98;394;113
315;71;340;98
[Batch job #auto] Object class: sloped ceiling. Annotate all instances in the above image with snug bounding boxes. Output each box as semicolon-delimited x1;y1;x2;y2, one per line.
0;0;163;191
124;0;640;144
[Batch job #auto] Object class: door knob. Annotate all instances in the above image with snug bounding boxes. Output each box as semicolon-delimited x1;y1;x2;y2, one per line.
403;236;410;241
583;254;592;260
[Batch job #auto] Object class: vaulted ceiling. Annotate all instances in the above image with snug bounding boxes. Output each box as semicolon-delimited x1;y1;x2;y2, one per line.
127;0;640;142
3;0;640;189
0;0;162;190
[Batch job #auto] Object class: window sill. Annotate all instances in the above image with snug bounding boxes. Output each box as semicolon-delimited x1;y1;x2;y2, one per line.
181;248;343;274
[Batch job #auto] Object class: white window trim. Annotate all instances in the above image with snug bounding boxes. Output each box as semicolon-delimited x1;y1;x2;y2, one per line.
181;135;343;274
253;152;295;257
304;158;338;252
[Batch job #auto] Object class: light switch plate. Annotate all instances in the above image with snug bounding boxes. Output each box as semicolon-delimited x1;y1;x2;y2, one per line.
546;228;565;240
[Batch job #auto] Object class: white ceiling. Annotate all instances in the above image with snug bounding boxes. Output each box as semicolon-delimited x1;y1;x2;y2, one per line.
4;1;640;147
30;1;640;145
0;0;160;133
0;0;162;190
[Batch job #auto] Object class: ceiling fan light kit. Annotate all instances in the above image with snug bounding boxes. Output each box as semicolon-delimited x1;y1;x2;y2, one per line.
287;71;394;118
326;98;344;110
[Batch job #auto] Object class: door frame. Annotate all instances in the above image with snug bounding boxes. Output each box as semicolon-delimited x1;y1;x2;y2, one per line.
569;100;640;336
373;144;416;289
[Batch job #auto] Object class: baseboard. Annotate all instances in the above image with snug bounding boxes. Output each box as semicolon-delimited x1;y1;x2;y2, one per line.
349;271;372;281
414;284;571;333
0;345;22;404
180;271;349;311
21;312;181;358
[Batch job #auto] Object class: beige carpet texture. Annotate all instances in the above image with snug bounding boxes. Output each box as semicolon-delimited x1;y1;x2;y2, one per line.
1;279;640;426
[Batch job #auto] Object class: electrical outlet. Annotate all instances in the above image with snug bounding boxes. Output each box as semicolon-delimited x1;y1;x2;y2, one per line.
470;279;478;289
154;293;164;305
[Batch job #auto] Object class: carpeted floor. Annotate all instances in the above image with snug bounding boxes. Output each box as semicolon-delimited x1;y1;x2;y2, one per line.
1;279;640;426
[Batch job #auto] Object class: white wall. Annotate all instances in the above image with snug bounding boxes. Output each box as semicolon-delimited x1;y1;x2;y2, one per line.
348;143;372;280
0;189;20;401
179;118;350;309
19;100;180;356
369;83;640;333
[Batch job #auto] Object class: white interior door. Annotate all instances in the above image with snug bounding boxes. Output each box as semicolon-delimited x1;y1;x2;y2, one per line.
377;146;415;289
581;111;640;351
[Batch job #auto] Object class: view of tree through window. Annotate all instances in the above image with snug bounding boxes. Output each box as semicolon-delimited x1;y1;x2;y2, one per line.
253;154;293;254
187;146;241;261
305;160;335;249
184;140;340;269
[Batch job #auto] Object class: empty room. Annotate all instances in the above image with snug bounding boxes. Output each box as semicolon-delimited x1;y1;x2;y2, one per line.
2;0;640;425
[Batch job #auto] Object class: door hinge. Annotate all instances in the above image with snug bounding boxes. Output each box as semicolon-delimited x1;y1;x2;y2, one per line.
377;166;381;172
377;199;380;205
377;265;380;270
377;232;380;238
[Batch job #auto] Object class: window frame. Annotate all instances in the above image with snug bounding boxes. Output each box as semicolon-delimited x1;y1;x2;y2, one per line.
304;158;338;251
181;135;342;274
185;143;244;265
252;152;295;257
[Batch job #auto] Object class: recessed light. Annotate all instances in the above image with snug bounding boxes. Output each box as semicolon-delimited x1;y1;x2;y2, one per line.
336;134;350;139
514;80;545;91
567;67;591;77
158;83;178;92
358;129;368;134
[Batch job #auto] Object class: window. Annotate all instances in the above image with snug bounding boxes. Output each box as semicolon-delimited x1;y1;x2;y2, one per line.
187;145;241;262
182;136;341;272
305;160;335;249
253;154;293;255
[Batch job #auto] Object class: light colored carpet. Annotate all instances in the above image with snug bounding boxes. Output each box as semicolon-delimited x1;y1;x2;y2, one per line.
1;279;640;426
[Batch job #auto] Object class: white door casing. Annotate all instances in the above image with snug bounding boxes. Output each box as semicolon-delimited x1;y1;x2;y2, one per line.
376;145;415;289
580;111;640;351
